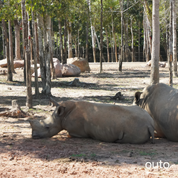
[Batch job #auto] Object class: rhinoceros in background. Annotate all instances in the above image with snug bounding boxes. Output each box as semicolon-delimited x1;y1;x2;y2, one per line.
29;100;154;144
133;83;178;142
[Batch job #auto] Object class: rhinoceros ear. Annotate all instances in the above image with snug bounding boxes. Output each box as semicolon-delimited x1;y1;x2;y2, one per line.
57;106;65;116
134;91;142;103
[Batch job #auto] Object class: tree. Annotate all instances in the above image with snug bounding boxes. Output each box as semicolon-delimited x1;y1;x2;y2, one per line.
2;19;12;81
150;0;160;85
169;0;173;86
119;0;123;72
99;0;103;73
172;0;177;77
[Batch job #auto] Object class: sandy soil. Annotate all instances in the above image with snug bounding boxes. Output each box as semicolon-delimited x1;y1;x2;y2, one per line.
0;62;178;178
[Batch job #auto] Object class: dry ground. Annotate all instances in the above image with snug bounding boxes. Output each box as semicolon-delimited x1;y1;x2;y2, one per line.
0;62;178;178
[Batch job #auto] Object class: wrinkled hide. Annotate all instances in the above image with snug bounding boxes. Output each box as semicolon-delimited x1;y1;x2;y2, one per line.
29;100;154;144
133;83;178;141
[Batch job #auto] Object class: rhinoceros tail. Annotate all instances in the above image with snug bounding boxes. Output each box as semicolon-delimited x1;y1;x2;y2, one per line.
148;126;155;144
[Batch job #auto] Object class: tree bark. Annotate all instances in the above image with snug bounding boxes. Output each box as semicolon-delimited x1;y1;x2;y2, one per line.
78;30;80;57
64;19;67;63
2;19;12;81
100;0;103;73
150;0;160;85
169;0;173;86
59;20;64;64
31;5;39;97
105;29;110;62
44;15;52;95
14;19;22;61
119;0;123;71
37;14;46;90
68;22;73;58
85;8;89;62
21;0;28;83
131;18;135;62
138;21;141;61
172;0;177;77
8;20;14;73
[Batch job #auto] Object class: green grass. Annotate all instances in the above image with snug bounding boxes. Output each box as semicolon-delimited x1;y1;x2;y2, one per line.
139;151;157;156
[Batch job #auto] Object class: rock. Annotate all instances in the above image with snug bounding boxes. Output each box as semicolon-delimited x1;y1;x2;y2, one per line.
53;58;62;77
67;57;90;73
14;60;24;68
0;59;24;69
62;64;81;77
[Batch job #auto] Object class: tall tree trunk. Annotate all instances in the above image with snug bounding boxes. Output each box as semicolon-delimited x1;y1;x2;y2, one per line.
100;0;103;73
105;29;110;62
31;4;39;97
68;22;73;58
169;0;173;86
119;0;123;71
131;18;135;62
2;19;12;81
74;39;78;57
78;29;80;58
50;20;55;80
27;12;32;63
64;19;67;63
88;0;96;63
22;0;32;108
143;13;146;62
37;14;46;90
1;23;6;58
44;15;52;95
85;10;89;62
125;1;129;62
172;0;177;77
8;20;14;73
59;20;64;64
150;0;160;85
111;31;114;62
112;13;118;62
14;19;21;61
138;21;141;61
21;0;28;83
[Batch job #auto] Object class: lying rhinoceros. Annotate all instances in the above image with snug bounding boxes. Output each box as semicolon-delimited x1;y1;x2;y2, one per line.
29;100;154;144
133;83;178;141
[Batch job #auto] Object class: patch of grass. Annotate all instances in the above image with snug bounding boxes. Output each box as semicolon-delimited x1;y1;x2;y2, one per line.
71;153;86;157
139;151;157;156
90;153;96;157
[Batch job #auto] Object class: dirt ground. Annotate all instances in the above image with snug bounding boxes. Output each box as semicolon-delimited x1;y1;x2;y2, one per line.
0;62;178;178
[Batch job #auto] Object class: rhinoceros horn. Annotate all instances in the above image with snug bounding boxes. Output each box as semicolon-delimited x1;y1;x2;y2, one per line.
50;97;59;107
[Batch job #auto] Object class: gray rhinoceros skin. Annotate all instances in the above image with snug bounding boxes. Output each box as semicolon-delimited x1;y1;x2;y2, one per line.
133;83;178;142
29;100;154;144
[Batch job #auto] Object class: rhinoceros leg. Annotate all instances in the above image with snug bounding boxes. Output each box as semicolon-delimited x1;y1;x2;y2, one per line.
148;126;155;144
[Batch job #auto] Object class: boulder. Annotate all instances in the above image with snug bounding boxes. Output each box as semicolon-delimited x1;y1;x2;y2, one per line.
0;59;24;69
62;64;81;77
54;61;62;77
67;57;90;72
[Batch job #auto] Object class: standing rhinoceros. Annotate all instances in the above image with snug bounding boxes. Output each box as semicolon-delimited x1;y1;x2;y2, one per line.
133;83;178;141
29;100;154;144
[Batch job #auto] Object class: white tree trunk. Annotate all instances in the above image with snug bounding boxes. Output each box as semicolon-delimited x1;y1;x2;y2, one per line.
68;22;73;58
150;0;160;85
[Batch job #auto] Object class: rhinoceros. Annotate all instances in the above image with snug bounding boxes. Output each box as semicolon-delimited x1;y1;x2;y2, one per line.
29;100;154;144
133;83;178;141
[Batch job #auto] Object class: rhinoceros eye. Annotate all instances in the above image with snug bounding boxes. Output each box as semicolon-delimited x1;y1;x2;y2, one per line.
45;126;50;130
